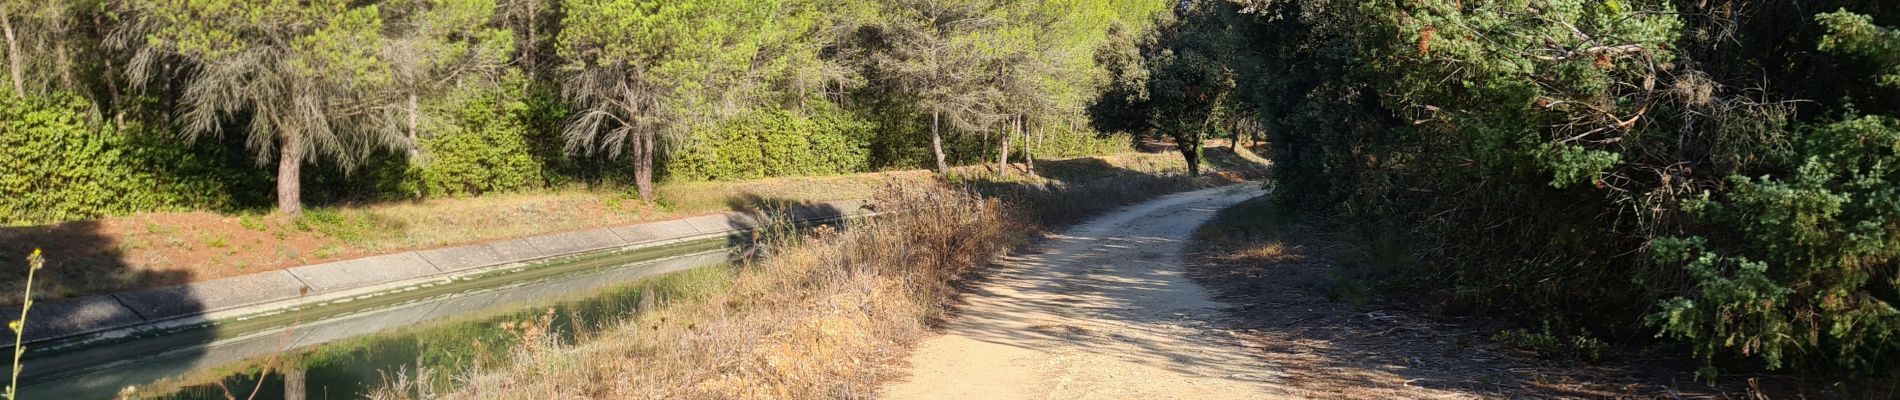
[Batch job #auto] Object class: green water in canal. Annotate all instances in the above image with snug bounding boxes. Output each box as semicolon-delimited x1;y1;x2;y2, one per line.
18;240;741;399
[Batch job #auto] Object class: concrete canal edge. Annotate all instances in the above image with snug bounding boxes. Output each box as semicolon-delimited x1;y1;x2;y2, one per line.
1;199;876;347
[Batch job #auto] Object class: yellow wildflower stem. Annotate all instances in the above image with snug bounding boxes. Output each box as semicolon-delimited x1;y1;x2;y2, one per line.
6;249;41;400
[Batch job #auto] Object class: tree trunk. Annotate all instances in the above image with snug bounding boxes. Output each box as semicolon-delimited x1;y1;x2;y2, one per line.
278;134;305;217
0;8;24;98
1177;130;1203;177
406;93;422;158
1230;125;1243;155
407;93;425;197
634;132;656;203
1025;123;1036;175
55;41;73;91
520;1;539;81
997;115;1013;176
95;12;123;125
931;111;948;176
979;128;990;172
1182;142;1202;177
283;365;307;400
53;40;72;91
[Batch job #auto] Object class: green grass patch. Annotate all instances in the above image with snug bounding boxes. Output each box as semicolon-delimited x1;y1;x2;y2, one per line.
1492;321;1610;363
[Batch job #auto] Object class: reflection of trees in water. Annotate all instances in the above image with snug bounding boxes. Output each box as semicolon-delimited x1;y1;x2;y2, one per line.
56;252;732;399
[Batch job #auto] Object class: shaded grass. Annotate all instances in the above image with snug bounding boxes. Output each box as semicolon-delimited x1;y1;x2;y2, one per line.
1186;194;1755;398
1188;196;1352;302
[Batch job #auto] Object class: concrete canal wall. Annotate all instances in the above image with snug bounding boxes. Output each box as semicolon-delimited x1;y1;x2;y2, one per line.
3;200;874;346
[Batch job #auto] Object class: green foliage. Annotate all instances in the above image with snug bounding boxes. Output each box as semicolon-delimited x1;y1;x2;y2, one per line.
1029;127;1127;160
122;0;400;154
669;105;876;182
1642;11;1900;376
0;94;264;225
1249;0;1693;329
8;0;1157;226
238;214;267;231
1492;321;1609;363
118;0;419;214
555;0;823;197
1091;0;1248;175
1819;9;1900;87
296;208;401;244
1530;143;1620;188
1224;0;1900;378
410;88;548;197
1655;115;1900;373
557;0;763;82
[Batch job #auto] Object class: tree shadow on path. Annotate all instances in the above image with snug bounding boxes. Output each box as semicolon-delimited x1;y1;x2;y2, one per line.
1184;196;1752;399
889;185;1283;399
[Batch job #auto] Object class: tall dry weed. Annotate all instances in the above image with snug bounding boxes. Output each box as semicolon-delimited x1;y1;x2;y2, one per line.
375;159;1258;399
392;185;1019;399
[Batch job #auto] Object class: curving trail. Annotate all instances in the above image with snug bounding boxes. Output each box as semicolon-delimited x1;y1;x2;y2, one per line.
881;184;1285;400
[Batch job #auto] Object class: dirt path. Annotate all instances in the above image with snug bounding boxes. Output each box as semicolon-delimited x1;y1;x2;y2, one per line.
881;184;1283;400
878;184;1741;399
1180;196;1754;399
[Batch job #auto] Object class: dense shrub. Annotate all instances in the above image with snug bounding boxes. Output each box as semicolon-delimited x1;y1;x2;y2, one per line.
1025;124;1128;160
667;105;876;181
6;0;1167;225
1;88;1128;224
0;95;267;225
409;91;550;197
1209;0;1900;377
1653;115;1900;373
0;90;563;221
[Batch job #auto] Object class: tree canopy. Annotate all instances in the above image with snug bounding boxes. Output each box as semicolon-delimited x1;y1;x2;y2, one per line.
3;0;1172;220
1123;0;1900;378
117;0;408;215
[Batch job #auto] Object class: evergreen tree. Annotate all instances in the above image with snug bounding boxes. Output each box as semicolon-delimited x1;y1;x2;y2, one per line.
868;0;1012;176
117;0;407;216
556;0;823;201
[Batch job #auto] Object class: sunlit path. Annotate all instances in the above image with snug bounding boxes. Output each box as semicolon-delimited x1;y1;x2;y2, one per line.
882;184;1284;400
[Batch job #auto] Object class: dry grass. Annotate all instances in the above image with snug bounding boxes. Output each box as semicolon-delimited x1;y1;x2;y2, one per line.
1233;241;1294;261
376;185;1019;399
